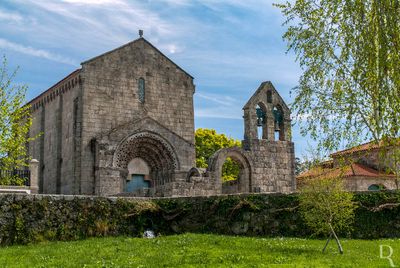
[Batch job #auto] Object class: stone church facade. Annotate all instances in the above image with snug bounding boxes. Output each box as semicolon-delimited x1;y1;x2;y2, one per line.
27;36;295;197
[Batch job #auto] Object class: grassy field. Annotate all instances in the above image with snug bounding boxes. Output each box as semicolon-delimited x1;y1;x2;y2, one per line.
0;233;399;267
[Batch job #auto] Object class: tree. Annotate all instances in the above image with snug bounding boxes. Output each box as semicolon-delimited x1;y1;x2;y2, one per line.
195;128;241;182
275;1;400;152
299;177;357;254
0;57;33;185
295;157;301;175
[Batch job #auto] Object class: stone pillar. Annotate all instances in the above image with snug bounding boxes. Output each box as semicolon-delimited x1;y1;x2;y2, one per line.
283;119;291;141
29;159;39;194
95;167;125;196
266;114;275;141
243;108;251;141
243;108;258;141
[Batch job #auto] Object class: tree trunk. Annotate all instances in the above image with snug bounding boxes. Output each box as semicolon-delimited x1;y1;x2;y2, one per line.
322;233;332;253
329;223;343;254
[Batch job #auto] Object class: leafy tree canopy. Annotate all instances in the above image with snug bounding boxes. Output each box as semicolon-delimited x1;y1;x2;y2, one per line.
0;57;33;185
195;128;241;182
299;177;357;254
276;0;400;152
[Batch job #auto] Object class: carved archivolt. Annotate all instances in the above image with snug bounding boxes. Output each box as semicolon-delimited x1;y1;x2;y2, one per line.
113;131;179;171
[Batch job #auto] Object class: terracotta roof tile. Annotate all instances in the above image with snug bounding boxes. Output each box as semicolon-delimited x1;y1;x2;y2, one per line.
297;162;394;180
330;138;400;157
330;141;382;157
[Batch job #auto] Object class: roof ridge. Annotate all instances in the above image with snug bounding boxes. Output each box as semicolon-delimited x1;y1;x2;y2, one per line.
297;161;396;180
330;140;379;157
81;37;193;79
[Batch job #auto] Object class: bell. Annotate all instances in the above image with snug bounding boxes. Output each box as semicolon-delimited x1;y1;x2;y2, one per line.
257;117;263;127
274;121;280;132
256;107;265;127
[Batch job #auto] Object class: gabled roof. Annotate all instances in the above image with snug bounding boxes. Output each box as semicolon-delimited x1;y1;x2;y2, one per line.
330;138;400;158
297;162;395;180
330;141;382;157
242;81;290;111
81;37;193;79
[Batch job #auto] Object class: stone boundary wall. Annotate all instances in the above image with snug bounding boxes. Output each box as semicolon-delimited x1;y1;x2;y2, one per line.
0;191;399;245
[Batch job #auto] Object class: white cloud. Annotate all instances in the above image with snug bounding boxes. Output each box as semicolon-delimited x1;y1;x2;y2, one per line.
163;43;184;54
1;0;302;145
196;92;237;106
20;0;179;48
0;38;78;66
156;0;193;6
195;107;243;120
61;0;123;5
0;9;23;23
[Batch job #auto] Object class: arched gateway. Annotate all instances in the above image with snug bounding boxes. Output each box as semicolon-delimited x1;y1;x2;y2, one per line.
207;147;252;194
113;131;179;192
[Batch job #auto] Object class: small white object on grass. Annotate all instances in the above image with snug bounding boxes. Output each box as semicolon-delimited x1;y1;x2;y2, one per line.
143;230;155;239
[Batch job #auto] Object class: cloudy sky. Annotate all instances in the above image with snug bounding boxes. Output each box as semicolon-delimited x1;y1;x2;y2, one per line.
0;0;314;157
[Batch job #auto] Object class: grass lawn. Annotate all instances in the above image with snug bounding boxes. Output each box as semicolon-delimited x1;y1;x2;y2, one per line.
0;233;399;267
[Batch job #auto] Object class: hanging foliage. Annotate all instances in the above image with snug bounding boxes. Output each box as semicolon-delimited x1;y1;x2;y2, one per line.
276;0;400;150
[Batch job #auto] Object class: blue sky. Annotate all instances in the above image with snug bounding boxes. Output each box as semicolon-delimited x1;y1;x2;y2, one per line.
0;0;314;158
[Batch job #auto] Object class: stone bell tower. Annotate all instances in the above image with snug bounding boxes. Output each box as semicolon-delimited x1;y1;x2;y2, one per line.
241;81;296;192
202;81;296;194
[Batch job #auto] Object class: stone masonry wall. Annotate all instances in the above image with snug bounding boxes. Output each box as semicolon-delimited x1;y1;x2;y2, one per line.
205;139;295;195
60;82;82;194
42;93;58;193
28;71;81;195
79;38;195;194
245;139;295;193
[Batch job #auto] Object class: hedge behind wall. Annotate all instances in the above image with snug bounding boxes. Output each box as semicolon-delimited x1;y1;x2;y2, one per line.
0;191;399;246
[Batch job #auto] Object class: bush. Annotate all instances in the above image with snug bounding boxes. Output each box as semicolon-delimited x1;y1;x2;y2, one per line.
0;191;399;246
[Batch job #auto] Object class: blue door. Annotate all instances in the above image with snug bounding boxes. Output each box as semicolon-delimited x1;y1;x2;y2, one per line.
125;174;150;192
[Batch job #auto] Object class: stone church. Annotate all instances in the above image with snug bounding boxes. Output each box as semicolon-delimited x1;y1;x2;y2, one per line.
27;34;295;197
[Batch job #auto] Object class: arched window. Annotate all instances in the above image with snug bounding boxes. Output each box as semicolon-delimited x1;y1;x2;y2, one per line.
267;90;272;103
256;104;267;139
273;106;284;141
368;184;385;191
138;78;145;103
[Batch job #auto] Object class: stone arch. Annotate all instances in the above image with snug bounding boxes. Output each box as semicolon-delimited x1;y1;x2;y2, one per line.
113;131;179;187
256;101;268;140
208;147;252;194
186;167;202;182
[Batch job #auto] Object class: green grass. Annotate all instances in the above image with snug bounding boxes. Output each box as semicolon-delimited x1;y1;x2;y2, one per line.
0;233;399;267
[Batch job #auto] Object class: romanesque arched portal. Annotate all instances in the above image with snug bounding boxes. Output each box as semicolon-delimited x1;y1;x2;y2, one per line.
113;131;179;191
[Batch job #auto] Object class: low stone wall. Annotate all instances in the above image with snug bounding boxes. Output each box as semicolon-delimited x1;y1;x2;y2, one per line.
0;186;31;194
0;191;399;246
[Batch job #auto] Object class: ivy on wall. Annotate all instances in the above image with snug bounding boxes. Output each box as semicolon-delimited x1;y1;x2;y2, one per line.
0;192;399;246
